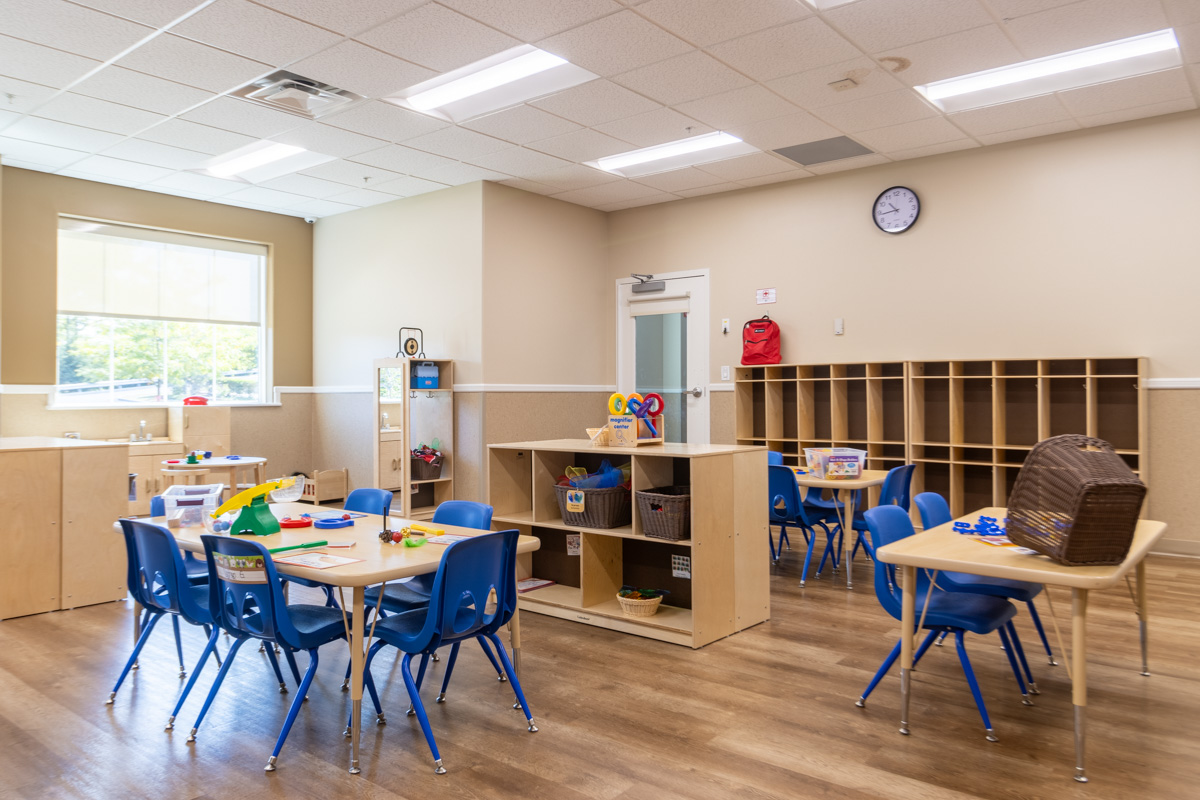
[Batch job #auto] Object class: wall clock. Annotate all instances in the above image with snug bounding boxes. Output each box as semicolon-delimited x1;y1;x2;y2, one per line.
872;186;920;234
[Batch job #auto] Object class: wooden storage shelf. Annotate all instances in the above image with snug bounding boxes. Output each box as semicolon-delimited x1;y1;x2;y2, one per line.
488;440;767;648
373;358;454;517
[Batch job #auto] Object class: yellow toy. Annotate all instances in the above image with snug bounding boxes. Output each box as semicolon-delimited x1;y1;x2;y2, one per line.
209;477;299;536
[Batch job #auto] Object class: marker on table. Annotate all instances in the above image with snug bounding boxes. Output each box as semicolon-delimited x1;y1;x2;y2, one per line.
268;540;327;554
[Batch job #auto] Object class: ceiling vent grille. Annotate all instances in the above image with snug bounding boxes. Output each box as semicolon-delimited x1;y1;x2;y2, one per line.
232;70;364;119
773;136;873;166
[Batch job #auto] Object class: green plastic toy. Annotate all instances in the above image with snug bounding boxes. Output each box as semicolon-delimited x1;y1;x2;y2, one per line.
231;494;280;537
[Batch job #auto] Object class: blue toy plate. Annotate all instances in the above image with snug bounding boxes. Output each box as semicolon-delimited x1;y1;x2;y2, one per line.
314;517;354;529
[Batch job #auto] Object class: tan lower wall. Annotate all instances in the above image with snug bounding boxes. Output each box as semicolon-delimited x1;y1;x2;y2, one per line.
231;395;313;480
711;391;735;445
311;392;374;495
1147;389;1200;556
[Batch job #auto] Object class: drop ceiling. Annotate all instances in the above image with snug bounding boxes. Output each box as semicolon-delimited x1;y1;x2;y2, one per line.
0;0;1197;217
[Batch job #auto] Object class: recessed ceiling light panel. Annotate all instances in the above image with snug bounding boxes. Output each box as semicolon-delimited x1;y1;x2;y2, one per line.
589;132;760;178
917;29;1181;113
233;70;365;119
385;45;598;123
197;140;335;183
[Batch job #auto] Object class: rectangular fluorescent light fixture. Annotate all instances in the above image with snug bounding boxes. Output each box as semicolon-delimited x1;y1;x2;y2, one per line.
386;44;598;123
589;132;759;178
197;140;336;184
917;29;1181;113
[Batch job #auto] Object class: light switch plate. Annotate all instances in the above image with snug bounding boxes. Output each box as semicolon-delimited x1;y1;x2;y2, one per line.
721;365;730;381
834;317;844;335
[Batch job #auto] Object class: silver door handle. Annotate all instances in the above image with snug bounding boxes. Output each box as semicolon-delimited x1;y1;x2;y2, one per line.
689;387;703;398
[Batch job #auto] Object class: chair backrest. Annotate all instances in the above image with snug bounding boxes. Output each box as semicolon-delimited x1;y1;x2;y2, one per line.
768;464;815;526
864;505;935;622
201;534;302;648
432;500;494;531
121;519;210;625
767;451;784;466
417;530;519;651
344;488;393;517
878;464;916;510
914;492;952;530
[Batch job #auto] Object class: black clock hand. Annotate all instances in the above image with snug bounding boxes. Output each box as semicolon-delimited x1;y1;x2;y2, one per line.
889;203;899;212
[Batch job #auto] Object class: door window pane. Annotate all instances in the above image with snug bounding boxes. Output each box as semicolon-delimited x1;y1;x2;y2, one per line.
635;312;687;443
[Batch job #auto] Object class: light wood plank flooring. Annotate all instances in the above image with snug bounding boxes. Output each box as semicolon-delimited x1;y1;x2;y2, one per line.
1;553;1197;799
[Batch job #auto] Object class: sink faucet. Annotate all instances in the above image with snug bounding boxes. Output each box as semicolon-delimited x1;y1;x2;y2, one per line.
138;419;147;441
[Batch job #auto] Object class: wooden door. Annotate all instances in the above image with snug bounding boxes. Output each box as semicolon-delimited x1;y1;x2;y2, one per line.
61;447;128;609
127;453;154;516
0;450;62;619
378;439;405;490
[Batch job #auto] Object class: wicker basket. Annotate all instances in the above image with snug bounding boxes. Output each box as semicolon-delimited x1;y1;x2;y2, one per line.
1007;434;1146;566
554;483;631;529
616;593;662;617
636;486;691;540
411;455;443;481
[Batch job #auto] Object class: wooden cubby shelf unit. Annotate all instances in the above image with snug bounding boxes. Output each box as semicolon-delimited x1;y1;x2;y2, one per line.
487;439;768;648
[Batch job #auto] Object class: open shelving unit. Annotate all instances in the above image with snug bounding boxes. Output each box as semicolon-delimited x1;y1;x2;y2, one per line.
487;439;768;648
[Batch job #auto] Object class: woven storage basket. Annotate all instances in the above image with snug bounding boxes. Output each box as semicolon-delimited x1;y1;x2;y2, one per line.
616;593;662;617
636;486;691;541
411;455;443;481
1007;434;1146;566
554;483;631;529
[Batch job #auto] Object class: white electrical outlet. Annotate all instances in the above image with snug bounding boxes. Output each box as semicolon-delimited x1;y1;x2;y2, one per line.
834;317;845;335
721;365;730;381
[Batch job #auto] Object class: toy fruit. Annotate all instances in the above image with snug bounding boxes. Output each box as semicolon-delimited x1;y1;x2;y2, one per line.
391;530;404;543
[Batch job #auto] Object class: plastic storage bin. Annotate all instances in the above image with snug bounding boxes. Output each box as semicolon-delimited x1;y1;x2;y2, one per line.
803;448;867;480
162;483;224;528
411;361;439;389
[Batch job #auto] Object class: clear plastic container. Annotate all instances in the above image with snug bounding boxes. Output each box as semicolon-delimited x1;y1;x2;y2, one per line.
268;476;304;503
162;484;224;528
803;448;868;480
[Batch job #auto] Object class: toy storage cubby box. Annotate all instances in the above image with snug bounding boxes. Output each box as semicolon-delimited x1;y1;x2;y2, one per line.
373;357;454;520
488;439;769;648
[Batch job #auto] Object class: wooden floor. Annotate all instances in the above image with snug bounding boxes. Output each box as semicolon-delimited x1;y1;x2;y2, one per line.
2;553;1198;800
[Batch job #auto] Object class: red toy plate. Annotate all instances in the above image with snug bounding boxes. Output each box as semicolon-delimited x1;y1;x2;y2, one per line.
280;517;313;528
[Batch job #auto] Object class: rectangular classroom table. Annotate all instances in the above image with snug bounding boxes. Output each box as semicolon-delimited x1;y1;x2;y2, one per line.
876;507;1167;783
139;501;541;774
792;468;889;589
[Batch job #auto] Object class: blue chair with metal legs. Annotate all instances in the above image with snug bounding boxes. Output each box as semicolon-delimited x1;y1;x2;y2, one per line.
358;529;536;774
914;492;1057;668
855;506;1037;742
187;534;349;772
848;464;914;564
150;495;208;585
768;464;841;585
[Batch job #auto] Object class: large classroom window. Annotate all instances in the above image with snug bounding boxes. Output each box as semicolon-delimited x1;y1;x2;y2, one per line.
55;217;268;406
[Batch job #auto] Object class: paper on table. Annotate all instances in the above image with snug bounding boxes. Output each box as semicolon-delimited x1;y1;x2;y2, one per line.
426;534;471;545
273;552;362;569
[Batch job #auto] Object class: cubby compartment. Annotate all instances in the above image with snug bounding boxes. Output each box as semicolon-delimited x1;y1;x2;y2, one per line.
1091;358;1139;376
956;447;993;465
1095;377;1140;450
880;380;906;441
1045;359;1086;376
1048;378;1087;437
528;527;582;591
1000;378;1039;446
846;380;868;440
960;464;994;515
1121;453;1139;474
915;445;950;462
781;381;799;439
998;447;1030;465
812;381;832;439
881;362;905;378
917;461;951;503
488;447;532;517
915;361;951;377
780;366;798;379
958;360;992;376
998;360;1038;376
765;381;785;440
961;378;993;444
915;378;950;443
811;365;831;379
845;364;867;378
999;466;1022;506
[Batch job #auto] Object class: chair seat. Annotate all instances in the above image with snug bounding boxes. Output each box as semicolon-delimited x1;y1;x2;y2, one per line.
287;604;349;649
912;592;1017;635
941;573;1042;602
365;580;432;612
804;491;844;510
373;604;487;648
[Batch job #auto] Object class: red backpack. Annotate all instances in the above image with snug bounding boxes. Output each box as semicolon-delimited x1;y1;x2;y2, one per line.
742;315;781;365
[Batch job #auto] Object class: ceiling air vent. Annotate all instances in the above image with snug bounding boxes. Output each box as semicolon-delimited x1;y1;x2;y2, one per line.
232;70;364;119
774;136;873;167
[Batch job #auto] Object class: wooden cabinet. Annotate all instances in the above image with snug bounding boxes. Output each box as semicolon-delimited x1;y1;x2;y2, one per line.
373;358;455;519
378;434;405;491
61;446;128;609
487;440;768;648
0;449;63;619
168;406;231;456
117;441;185;516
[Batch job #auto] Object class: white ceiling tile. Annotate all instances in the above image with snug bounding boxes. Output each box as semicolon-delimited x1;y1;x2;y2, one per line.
259;172;354;198
530;80;661;127
323;101;449;142
102;139;209;169
322;187;400;207
0;34;100;89
56;168;141;187
116;34;271;93
875;25;1025;87
707;18;862;83
521;163;619;191
983;0;1079;17
496;177;559;195
1076;96;1198;128
214;196;282;212
372;174;450;196
1002;0;1170;59
1162;0;1200;25
0;0;154;62
34;93;164;135
68;154;174;182
637;0;810;48
273;122;388;158
183;96;303;138
1178;22;1200;64
357;4;520;72
465;147;572;177
149;171;248;195
804;153;890;174
675;85;799;130
224;185;311;207
138;183;212;201
136;118;257;154
593;107;712;147
552;179;662;206
597;192;679;210
4;116;124;151
171;0;343;67
0;136;88;168
738;170;812;187
883;138;980;160
1058;68;1193;117
538;10;693;77
402;126;512;160
72;66;214;115
252;0;429;36
768;57;905;110
632;167;724;192
697;152;795;181
417;162;512;185
68;0;205;27
461;105;582;144
612;50;753;105
0;159;59;173
825;0;993;52
349;143;460;176
815;89;939;133
976;119;1080;144
947;94;1073;136
526;128;635;161
0;76;59;114
286;197;361;217
726;111;842;151
289;41;436;98
854;117;967;152
673;183;741;198
438;0;622;42
298;158;406;186
0;108;20;129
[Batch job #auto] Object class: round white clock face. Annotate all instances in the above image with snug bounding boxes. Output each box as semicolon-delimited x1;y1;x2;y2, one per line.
873;186;920;234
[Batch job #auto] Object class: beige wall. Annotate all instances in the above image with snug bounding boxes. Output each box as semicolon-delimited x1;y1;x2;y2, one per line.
0;167;313;387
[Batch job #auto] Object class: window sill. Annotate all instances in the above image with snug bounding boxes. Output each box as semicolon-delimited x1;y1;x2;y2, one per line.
45;401;282;411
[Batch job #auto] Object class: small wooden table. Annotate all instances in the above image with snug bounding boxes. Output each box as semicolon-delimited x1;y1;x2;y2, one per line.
792;467;889;589
876;506;1167;783
162;455;267;500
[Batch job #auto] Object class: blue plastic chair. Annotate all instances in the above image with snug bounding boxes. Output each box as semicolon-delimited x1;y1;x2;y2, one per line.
189;534;349;772
768;465;841;585
855;506;1037;741
848;464;914;564
150;495;208;584
914;492;1056;668
767;450;784;466
769;450;846;515
358;530;536;774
